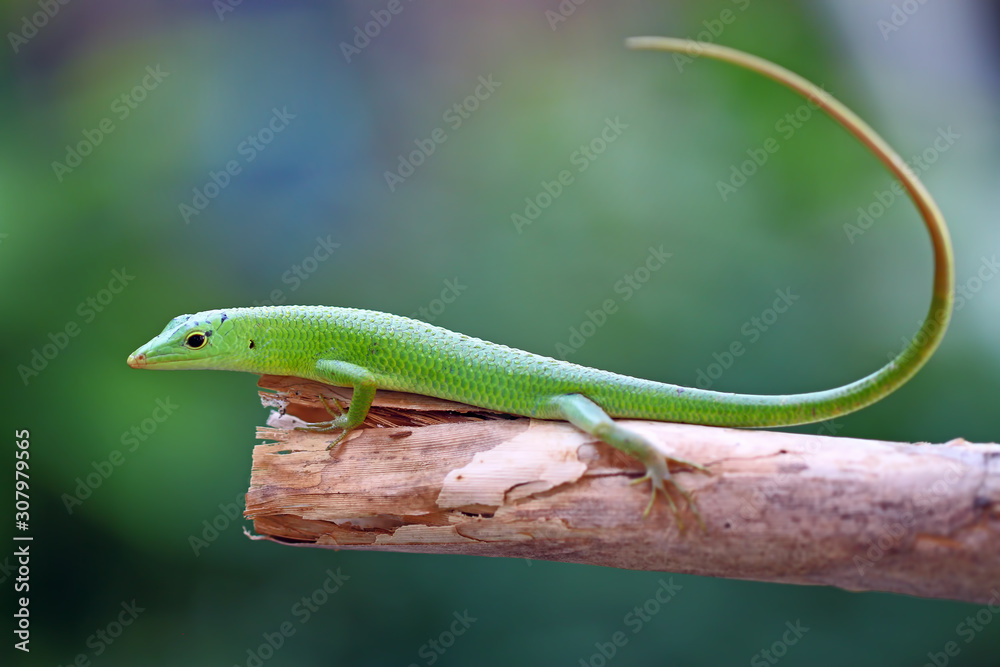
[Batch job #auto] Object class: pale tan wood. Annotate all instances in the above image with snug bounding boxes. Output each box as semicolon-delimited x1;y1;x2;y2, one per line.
246;375;1000;604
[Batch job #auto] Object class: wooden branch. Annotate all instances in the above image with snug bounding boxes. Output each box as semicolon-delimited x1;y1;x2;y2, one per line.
245;375;1000;604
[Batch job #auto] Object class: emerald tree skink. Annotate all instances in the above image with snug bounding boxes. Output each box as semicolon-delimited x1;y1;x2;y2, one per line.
127;38;954;524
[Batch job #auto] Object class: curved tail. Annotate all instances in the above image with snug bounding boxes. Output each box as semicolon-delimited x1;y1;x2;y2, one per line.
623;37;954;427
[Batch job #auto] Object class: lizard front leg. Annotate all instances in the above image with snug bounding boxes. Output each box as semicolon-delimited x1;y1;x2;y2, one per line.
295;359;377;451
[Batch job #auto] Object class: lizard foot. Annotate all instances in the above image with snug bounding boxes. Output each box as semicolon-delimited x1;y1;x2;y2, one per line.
630;454;709;531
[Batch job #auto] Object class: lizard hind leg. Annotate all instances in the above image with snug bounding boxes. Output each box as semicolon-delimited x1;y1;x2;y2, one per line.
548;393;709;529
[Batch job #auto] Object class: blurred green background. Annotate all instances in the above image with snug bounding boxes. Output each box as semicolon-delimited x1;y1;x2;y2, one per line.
4;1;999;665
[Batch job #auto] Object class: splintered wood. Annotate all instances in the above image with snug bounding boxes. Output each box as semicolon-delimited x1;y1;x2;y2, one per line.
245;375;1000;604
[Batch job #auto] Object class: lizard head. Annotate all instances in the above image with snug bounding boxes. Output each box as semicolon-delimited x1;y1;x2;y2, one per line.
127;310;239;370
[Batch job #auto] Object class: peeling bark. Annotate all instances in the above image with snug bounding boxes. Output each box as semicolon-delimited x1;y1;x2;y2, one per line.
245;375;1000;604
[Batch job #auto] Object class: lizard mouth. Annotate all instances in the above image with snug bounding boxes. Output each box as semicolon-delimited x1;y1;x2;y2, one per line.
126;343;219;369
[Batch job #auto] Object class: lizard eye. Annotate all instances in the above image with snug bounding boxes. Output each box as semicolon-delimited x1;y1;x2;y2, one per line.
184;332;207;349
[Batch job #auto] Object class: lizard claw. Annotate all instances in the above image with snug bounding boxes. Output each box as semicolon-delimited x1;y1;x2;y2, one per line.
325;429;350;452
293;394;351;448
295;420;336;432
318;394;345;418
293;421;352;451
631;455;709;531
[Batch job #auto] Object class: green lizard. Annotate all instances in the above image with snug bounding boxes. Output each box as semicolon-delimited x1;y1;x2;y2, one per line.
127;38;954;524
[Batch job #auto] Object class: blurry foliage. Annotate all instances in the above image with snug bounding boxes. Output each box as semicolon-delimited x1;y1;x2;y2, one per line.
3;1;998;665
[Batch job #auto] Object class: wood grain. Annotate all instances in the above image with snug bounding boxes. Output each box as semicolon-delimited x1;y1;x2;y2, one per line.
245;375;1000;603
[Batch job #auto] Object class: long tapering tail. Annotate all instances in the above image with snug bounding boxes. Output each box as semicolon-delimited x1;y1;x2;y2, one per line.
622;37;954;426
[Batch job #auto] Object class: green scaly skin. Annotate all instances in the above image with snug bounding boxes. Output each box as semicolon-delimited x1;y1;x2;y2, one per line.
127;38;954;527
